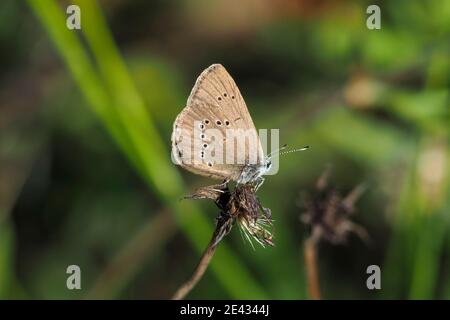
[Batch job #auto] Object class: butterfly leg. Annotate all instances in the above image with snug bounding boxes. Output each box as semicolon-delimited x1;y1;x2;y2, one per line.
254;176;265;191
215;179;230;190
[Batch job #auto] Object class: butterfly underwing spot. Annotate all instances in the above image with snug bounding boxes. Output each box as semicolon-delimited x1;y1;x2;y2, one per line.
216;120;222;126
200;151;205;159
225;120;230;126
218;97;222;101
208;162;213;167
200;133;206;139
223;93;227;97
231;95;235;99
178;150;183;158
199;123;205;129
203;143;208;148
204;119;210;125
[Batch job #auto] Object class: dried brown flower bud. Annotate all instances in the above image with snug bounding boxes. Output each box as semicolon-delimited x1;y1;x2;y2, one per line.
186;182;274;248
300;168;368;244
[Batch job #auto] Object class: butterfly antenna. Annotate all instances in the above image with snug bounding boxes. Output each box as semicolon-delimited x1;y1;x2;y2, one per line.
270;145;309;158
267;144;288;158
279;145;309;156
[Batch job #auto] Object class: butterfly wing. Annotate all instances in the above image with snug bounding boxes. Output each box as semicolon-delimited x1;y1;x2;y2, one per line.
171;64;264;181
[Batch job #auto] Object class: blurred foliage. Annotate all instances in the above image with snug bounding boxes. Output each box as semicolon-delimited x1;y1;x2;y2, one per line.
0;0;448;299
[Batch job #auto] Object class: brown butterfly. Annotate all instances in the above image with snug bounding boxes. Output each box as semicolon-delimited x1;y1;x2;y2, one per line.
171;64;308;247
171;64;272;187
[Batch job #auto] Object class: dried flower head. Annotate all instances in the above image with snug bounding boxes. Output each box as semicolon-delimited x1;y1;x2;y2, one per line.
186;181;274;248
300;167;368;244
230;184;274;248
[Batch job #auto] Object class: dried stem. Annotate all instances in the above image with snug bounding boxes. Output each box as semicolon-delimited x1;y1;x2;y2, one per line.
304;237;321;300
171;236;218;300
172;183;272;299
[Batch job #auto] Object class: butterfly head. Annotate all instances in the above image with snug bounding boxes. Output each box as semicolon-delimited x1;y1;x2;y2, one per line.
236;156;271;186
237;145;309;186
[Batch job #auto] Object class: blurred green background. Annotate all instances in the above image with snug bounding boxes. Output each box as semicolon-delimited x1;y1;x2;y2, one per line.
0;0;449;299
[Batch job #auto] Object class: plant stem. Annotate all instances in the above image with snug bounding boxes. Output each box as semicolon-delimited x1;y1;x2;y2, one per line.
172;237;218;300
304;238;321;300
